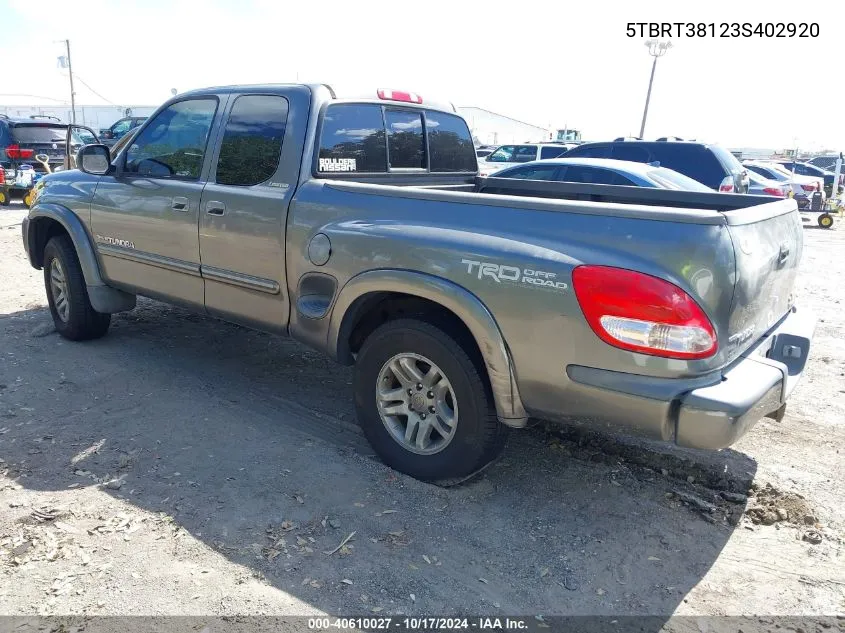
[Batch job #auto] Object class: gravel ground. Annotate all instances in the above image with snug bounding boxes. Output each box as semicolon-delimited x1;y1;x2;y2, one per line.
0;200;842;623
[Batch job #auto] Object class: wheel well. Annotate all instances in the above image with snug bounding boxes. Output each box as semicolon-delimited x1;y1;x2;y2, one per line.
341;292;489;381
30;218;69;269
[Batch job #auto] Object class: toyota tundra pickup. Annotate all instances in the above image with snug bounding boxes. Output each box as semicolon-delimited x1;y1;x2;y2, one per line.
21;84;815;481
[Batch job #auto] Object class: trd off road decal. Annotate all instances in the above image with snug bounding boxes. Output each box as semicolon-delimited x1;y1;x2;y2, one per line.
319;158;357;172
461;259;568;292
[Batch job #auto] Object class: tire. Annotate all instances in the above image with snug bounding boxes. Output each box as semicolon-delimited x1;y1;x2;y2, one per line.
0;188;9;206
43;235;111;341
818;213;834;229
353;318;507;481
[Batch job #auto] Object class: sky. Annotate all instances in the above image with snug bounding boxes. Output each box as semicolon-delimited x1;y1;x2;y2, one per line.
1;0;843;151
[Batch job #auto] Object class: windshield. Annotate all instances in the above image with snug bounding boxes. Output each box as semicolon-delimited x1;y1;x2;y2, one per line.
11;125;69;144
647;167;712;191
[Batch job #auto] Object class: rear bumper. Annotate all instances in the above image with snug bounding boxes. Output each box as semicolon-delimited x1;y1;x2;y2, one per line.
564;305;816;450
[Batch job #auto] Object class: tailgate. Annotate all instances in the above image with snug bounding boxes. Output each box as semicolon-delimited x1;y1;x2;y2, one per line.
721;201;802;363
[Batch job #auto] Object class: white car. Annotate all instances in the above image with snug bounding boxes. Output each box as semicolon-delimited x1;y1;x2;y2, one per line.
477;143;575;176
743;161;824;201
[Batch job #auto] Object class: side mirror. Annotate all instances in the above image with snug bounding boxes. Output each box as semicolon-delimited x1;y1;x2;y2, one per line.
101;130;114;139
78;145;111;175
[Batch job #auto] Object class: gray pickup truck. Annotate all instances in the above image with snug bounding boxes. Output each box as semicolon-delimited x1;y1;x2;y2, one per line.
22;84;815;481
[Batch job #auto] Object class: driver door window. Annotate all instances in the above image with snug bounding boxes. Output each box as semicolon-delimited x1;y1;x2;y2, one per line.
125;99;217;180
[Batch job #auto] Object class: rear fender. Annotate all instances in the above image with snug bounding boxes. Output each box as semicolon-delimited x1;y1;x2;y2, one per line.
328;269;528;428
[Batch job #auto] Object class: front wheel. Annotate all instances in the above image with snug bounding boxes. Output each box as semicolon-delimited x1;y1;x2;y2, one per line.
43;235;111;340
353;318;507;481
818;213;834;229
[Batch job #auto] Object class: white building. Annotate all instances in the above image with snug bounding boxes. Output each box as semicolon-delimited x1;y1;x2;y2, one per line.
458;106;549;146
0;104;159;133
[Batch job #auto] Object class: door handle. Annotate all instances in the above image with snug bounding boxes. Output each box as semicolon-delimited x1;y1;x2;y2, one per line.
778;245;790;263
171;196;188;211
206;201;226;216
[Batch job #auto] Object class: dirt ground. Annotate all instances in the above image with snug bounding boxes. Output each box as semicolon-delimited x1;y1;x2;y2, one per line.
0;200;843;624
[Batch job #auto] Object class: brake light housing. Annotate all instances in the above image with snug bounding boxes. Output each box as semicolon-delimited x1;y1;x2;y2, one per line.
0;167;5;185
801;183;817;192
5;144;35;160
719;183;735;192
572;265;717;360
762;186;785;197
377;89;423;104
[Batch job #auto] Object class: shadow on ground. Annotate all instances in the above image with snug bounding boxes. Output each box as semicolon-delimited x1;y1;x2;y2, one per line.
0;300;758;624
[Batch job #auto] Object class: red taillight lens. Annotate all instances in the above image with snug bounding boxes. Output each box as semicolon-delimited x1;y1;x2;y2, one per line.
377;89;423;104
0;167;5;185
572;265;717;360
762;187;785;197
719;184;734;192
801;183;817;192
5;144;35;160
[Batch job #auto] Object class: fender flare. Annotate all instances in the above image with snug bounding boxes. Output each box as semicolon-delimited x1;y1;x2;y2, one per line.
26;203;136;314
327;269;528;427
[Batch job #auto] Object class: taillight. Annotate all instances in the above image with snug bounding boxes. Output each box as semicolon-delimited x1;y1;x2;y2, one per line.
572;265;717;360
377;89;423;104
5;144;35;160
0;167;5;185
762;187;785;197
801;183;817;192
719;184;734;192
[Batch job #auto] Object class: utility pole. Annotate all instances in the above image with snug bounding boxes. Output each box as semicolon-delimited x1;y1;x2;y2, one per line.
65;40;76;124
57;40;77;124
639;40;671;139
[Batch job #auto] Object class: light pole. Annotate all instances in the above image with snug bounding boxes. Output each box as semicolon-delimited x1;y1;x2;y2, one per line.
638;40;672;139
56;39;76;124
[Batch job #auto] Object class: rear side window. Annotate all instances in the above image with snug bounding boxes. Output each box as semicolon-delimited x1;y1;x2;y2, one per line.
427;111;476;172
540;146;567;160
611;144;650;163
567;144;611;159
216;95;289;186
318;104;386;173
649;145;725;189
385;110;425;169
500;165;559;180
512;146;538;163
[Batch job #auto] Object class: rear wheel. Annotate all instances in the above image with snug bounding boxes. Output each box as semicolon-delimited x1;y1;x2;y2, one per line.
43;236;111;340
818;213;834;229
353;318;507;481
0;189;9;206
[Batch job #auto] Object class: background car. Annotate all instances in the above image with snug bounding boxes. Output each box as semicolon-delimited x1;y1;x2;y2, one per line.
806;154;843;171
486;157;714;191
477;143;572;175
476;148;495;158
0;115;99;201
98;116;147;147
560;139;750;192
742;160;824;196
770;159;843;196
746;170;787;197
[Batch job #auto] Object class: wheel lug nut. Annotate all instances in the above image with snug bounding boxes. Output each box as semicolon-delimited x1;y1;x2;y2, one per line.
416;383;423;390
420;413;426;419
429;406;435;413
427;391;434;398
407;389;413;396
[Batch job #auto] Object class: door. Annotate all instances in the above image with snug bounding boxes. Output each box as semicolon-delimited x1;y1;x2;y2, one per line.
90;97;223;308
198;92;299;332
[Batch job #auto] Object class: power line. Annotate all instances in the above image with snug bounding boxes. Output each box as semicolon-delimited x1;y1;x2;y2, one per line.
0;93;69;104
58;71;121;107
